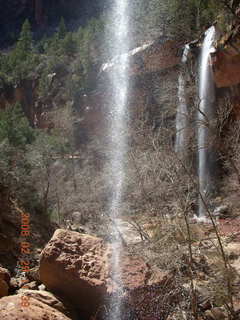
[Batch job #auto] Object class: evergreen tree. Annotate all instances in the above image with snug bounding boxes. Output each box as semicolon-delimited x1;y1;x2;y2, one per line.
6;19;33;78
15;19;32;60
58;17;67;39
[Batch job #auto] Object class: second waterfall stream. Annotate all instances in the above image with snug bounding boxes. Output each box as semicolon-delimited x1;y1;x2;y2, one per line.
198;26;218;219
175;44;190;154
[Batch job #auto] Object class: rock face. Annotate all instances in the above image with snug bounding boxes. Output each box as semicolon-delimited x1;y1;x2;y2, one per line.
0;267;11;284
40;229;108;317
74;38;180;146
213;31;240;88
100;39;181;78
0;185;56;271
17;289;74;317
0;279;9;298
0;267;11;298
39;229;169;318
0;295;71;320
213;50;240;88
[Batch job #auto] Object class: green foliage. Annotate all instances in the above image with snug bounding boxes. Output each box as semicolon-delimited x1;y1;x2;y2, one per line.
0;104;39;210
9;19;33;68
46;29;77;58
58;17;67;39
38;54;68;97
74;17;104;90
168;0;225;38
61;33;78;56
0;104;69;212
128;0;169;41
31;129;69;161
15;19;32;57
78;17;104;61
45;33;60;55
0;20;40;83
0;104;35;148
130;0;227;40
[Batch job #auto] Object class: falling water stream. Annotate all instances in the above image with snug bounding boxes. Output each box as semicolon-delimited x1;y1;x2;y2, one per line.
198;26;217;218
175;44;190;154
106;0;130;318
105;1;217;316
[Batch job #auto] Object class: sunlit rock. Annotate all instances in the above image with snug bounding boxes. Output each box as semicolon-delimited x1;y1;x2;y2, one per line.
100;38;181;78
0;295;71;320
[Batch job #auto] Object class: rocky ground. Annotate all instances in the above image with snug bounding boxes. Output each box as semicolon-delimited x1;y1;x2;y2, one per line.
0;208;240;319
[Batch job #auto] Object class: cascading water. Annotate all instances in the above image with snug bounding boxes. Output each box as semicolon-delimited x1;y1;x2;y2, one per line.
105;0;130;318
175;44;190;154
198;26;217;218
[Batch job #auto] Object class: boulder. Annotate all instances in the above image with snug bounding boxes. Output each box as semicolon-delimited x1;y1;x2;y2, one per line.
17;289;73;317
0;267;11;284
0;267;10;297
40;229;108;317
0;279;9;298
40;229;170;318
0;295;71;320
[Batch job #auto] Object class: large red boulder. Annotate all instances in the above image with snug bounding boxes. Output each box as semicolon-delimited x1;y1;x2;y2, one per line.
40;230;107;317
39;229;170;318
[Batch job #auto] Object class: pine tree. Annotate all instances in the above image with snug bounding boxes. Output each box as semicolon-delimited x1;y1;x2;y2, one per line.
58;17;67;39
5;19;36;81
15;19;32;59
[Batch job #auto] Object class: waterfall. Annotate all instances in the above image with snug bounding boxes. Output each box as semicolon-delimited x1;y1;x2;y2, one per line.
175;44;190;154
198;26;217;218
106;0;130;318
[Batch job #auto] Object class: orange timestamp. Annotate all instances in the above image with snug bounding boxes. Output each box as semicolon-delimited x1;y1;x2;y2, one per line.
18;211;32;307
